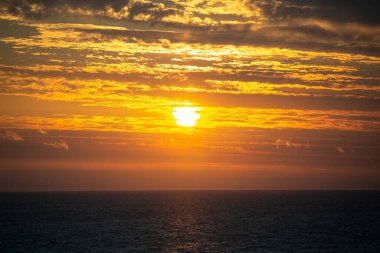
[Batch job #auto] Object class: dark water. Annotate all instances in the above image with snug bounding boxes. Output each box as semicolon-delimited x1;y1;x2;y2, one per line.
0;191;379;253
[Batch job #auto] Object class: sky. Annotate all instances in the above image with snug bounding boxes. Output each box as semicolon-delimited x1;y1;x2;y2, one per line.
0;0;379;191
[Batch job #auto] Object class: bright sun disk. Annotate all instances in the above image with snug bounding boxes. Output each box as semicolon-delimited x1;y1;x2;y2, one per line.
172;107;201;127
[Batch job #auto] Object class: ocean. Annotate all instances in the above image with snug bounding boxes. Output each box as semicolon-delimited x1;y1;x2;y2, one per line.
0;191;379;252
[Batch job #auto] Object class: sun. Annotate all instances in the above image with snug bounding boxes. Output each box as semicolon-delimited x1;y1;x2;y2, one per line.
172;107;201;127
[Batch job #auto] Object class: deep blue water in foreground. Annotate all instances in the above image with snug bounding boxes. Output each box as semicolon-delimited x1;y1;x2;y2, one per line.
0;191;379;253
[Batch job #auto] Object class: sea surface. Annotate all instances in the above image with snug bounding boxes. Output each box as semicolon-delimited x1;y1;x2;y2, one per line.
0;191;379;252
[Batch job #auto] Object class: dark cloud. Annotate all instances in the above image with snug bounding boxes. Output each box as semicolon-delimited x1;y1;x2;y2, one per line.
251;0;380;26
128;1;177;21
74;25;380;56
0;19;38;38
0;0;179;22
74;27;178;43
3;0;379;26
243;1;380;55
1;1;379;55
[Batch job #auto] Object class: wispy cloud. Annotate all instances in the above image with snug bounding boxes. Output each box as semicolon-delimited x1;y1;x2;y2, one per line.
38;129;48;135
337;146;345;153
275;139;309;149
43;140;69;150
0;129;23;141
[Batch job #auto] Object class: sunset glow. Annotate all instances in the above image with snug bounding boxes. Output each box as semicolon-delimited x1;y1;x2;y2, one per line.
0;0;379;191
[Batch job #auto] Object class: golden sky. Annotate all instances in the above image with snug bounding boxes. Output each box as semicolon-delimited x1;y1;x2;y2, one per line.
0;0;379;190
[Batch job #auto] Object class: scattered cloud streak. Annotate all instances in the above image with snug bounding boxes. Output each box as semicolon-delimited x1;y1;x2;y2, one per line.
0;129;24;141
43;140;69;150
337;146;345;154
38;129;47;135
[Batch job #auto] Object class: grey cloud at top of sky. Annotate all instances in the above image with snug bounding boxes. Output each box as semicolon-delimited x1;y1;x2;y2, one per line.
3;0;376;25
251;0;380;26
0;1;379;57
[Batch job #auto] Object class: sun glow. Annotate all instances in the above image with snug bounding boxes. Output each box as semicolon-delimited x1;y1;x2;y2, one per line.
172;107;201;127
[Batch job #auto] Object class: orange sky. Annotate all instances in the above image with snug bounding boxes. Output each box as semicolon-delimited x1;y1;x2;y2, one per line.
0;0;379;191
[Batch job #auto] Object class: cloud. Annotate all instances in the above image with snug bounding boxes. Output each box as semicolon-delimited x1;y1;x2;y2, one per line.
70;22;380;56
1;1;379;55
0;0;180;23
38;129;48;135
275;139;309;149
0;129;24;141
244;0;380;55
251;0;380;26
43;140;69;150
337;146;345;153
127;1;178;21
